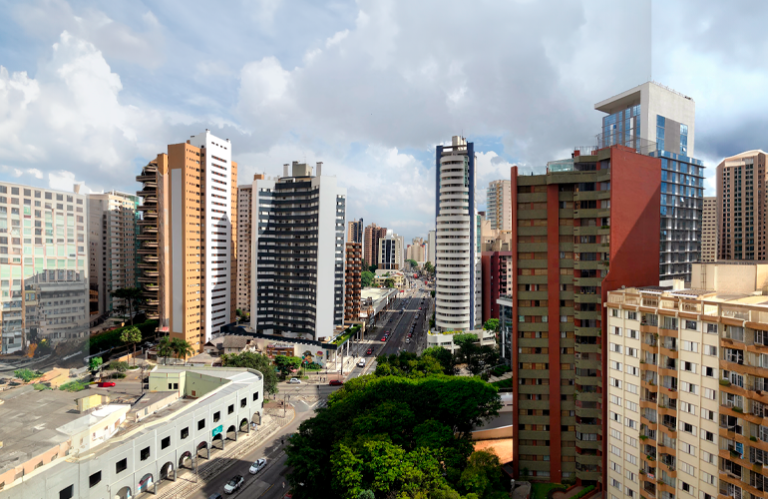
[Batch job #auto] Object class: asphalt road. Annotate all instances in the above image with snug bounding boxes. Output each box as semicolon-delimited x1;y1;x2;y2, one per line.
190;402;318;499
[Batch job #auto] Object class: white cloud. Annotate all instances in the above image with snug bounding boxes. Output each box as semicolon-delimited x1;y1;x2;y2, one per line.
48;170;92;193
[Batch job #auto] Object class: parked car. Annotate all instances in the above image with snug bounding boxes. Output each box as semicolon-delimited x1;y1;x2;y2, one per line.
380;337;386;342
288;378;301;384
249;459;267;474
97;381;116;388
329;380;343;386
208;494;223;499
366;348;373;355
224;475;244;494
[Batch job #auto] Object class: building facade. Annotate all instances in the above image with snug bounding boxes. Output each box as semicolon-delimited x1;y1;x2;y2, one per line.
347;218;363;244
378;233;400;270
481;251;512;323
510;145;661;484
435;136;481;331
716;150;768;261
344;242;362;322
136;160;163;322
157;131;237;352
250;162;346;341
428;229;436;266
605;286;720;499
487;179;512;231
702;196;717;262
596;82;704;284
237;183;254;314
406;237;426;264
87;191;139;318
0;183;89;354
363;223;386;268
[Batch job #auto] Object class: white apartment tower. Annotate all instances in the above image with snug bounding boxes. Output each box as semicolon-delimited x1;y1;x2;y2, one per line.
250;162;346;341
435;136;481;331
87;191;138;317
428;229;436;265
486;179;511;231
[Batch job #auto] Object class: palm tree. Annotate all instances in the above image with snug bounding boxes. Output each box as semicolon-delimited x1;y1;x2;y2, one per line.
157;336;173;364
171;338;195;361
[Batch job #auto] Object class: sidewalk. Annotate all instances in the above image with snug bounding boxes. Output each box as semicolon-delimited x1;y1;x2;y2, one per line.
154;407;296;499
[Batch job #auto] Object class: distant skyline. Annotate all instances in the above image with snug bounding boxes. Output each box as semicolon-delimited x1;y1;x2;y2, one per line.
0;0;764;241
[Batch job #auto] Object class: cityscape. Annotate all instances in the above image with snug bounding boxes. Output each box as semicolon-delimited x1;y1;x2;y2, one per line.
0;2;764;499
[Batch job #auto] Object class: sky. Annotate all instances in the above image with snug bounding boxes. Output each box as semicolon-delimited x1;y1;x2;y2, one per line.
0;0;764;242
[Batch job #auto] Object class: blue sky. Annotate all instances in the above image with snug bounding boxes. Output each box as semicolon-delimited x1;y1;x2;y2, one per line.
0;0;765;241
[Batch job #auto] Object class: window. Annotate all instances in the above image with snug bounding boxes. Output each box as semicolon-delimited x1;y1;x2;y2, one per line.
610;395;622;405
625;417;637;429
703;366;714;377
59;485;74;499
162;436;171;449
703;388;715;400
680;402;696;415
612;327;622;336
679;461;695;477
611;411;620;422
681;481;694;495
140;447;150;461
682;340;698;352
627;329;638;339
610;343;622;353
680;442;696;456
610;460;621;472
198;419;206;430
610;377;621;389
626;383;638;394
626;311;637;320
701;472;715;485
181;427;189;439
116;458;128;474
680;422;695;435
626;365;638;376
625;401;638;412
611;445;621;457
612;309;619;317
702;409;715;421
625;436;638;448
241;397;247;408
702;430;714;442
681;381;697;394
89;471;102;488
611;478;621;489
253;392;259;401
685;320;697;330
626;454;637;465
704;345;717;356
682;361;697;373
705;323;717;334
214;411;221;423
611;361;622;371
228;404;235;414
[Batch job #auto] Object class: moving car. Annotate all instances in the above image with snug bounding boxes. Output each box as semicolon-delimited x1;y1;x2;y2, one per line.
97;381;116;388
366;348;373;355
224;475;244;494
249;459;267;474
381;337;386;342
329;380;344;386
288;378;302;384
358;359;367;368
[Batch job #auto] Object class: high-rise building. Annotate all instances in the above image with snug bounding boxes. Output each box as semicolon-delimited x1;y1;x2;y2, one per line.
87;191;139;318
716;150;768;261
344;242;362;322
702;196;717;262
251;162;346;341
0;182;89;354
487;179;512;231
237;183;255;314
136;159;164;322
481;251;512;322
347;218;363;244
156;130;237;352
435;136;481;331
364;223;387;268
406;237;426;263
510;145;661;484
379;233;400;270
396;234;405;269
596;82;704;284
428;229;436;266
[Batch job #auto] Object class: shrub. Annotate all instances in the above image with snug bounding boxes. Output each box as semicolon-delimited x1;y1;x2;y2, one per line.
571;485;596;499
751;436;758;442
111;373;127;379
33;383;50;391
109;361;129;372
59;381;88;392
14;368;43;383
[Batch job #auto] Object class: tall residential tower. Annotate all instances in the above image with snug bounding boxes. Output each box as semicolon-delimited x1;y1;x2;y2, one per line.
435;136;481;331
487;179;512;231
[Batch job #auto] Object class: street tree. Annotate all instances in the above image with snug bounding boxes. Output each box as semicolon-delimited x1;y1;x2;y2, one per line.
275;355;302;379
483;319;499;332
361;271;375;288
170;338;194;360
157;336;174;363
119;326;142;366
221;351;279;394
89;357;103;375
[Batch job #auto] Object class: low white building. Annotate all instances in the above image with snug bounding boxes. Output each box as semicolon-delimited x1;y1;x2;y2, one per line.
426;328;495;354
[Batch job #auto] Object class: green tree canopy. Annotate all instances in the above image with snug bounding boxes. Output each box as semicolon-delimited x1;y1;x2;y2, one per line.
157;336;174;362
285;376;502;499
422;346;455;375
275;355;302;378
384;278;395;288
222;351;279;394
424;261;435;274
89;357;103;374
110;287;144;325
361;270;375;288
368;264;378;273
483;319;499;332
119;326;142;365
170;338;195;360
407;258;418;267
374;351;445;379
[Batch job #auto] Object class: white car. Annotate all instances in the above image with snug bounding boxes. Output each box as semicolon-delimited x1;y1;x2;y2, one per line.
223;475;244;494
288;378;301;384
357;359;366;368
249;458;267;474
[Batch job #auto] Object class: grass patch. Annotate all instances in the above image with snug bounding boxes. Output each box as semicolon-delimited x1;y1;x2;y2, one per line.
531;483;567;499
33;383;51;391
127;365;140;370
59;381;88;392
111;373;127;379
491;378;513;388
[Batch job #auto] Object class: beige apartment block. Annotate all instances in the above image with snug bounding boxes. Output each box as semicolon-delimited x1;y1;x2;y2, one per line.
607;261;768;499
487;179;512;231
155;131;237;352
87;191;138;318
237;183;254;314
716;151;768;261
702;196;717;262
